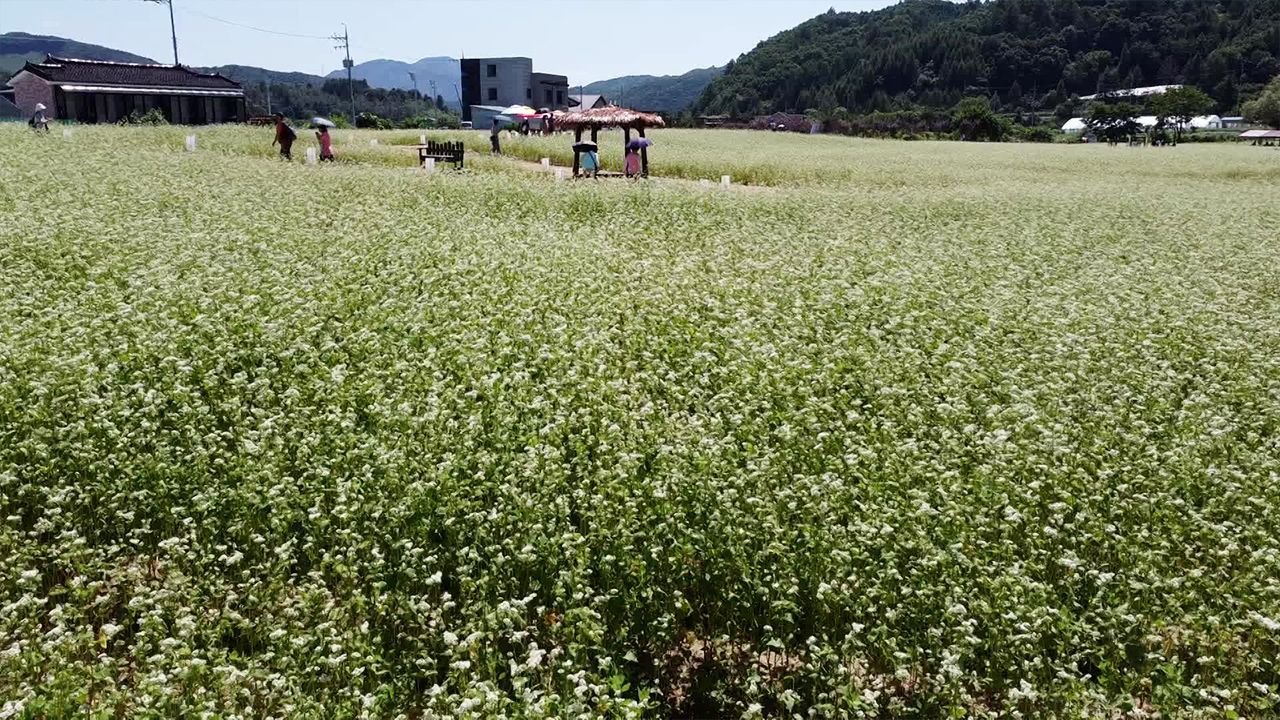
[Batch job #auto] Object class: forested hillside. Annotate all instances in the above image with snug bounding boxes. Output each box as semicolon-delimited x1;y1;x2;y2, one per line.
695;0;1280;117
0;31;156;77
581;66;722;111
193;65;325;88
238;78;457;125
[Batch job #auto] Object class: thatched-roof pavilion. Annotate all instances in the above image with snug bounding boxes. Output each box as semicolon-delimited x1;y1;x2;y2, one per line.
557;105;665;177
556;106;666;130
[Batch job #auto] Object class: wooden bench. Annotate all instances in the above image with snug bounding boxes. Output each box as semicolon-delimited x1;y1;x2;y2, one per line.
411;141;464;169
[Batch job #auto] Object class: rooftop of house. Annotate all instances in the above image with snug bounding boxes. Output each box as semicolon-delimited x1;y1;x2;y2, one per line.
569;94;605;109
12;55;241;90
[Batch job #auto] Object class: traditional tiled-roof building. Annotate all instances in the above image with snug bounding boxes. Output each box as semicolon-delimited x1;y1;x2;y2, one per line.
7;55;246;124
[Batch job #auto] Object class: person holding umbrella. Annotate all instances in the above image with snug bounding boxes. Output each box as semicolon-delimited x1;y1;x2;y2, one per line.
272;113;296;160
624;146;641;178
625;137;651;178
490;117;503;155
29;103;50;132
313;117;336;162
573;139;599;179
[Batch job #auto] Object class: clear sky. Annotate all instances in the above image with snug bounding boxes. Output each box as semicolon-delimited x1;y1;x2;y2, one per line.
1;0;897;84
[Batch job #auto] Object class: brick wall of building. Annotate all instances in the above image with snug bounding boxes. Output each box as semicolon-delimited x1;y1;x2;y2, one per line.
12;74;56;119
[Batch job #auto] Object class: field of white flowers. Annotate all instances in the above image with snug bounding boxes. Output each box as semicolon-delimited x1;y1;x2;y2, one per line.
1;123;1279;719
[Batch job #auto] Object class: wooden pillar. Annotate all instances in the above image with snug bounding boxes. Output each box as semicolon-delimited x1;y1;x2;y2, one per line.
590;125;598;175
573;127;582;177
638;126;649;177
624;126;631;168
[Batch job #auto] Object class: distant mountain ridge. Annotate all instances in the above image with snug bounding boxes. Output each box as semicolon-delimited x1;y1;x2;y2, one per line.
581;66;723;111
0;31;156;74
326;57;461;106
0;32;323;88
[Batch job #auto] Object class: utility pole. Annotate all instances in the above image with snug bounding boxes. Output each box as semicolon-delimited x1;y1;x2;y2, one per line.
168;0;179;65
332;24;355;123
429;79;438;108
266;78;271;115
142;0;179;65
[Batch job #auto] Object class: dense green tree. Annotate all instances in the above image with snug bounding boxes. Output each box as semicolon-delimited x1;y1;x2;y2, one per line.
321;78;371;96
243;80;457;125
1151;86;1213;142
1243;75;1280;128
953;97;1008;141
1085;101;1141;144
1054;94;1083;123
694;0;1278;117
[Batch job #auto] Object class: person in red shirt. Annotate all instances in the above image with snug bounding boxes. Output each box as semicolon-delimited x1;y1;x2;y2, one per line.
315;126;335;161
272;113;296;160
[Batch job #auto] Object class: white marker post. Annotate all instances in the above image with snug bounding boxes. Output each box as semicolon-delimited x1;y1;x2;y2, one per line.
62;128;73;140
185;135;197;152
306;147;317;165
420;135;427;145
370;138;378;146
721;175;731;188
541;158;550;170
555;168;566;182
423;157;436;172
700;179;710;186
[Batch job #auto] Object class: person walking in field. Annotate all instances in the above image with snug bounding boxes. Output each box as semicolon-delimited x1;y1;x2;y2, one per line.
316;125;335;162
272;113;296;160
490;117;502;154
29;103;50;132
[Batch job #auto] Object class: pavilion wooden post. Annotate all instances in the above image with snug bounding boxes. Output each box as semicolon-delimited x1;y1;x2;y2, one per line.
573;127;582;177
623;126;631;169
590;126;599;177
638;125;649;177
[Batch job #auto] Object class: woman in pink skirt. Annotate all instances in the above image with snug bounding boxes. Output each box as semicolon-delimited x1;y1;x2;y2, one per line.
624;148;642;178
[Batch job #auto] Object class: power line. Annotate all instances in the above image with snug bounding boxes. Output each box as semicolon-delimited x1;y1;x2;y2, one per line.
181;7;332;40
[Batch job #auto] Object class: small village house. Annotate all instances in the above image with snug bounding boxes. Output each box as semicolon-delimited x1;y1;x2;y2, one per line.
6;55;245;124
467;104;513;129
754;111;807;130
460;57;571;122
0;95;21;120
568;93;608;111
532;72;569;110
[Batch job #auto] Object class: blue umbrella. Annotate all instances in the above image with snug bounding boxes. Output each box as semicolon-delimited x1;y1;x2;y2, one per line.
627;138;652;150
311;116;336;127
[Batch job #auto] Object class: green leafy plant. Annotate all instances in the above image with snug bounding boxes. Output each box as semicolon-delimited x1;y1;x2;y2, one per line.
0;123;1278;718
